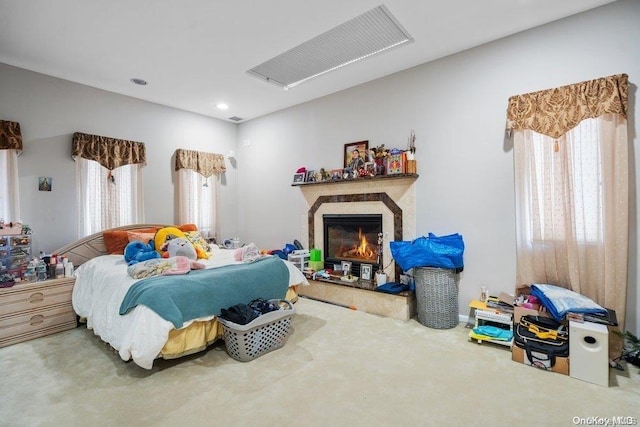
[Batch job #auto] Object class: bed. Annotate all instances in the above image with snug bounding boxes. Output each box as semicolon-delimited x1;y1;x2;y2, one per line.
54;224;308;369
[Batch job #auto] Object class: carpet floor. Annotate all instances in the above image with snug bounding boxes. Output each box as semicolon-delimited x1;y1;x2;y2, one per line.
1;297;638;426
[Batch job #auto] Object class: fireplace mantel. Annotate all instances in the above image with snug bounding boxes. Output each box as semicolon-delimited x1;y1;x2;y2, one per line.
292;173;418;188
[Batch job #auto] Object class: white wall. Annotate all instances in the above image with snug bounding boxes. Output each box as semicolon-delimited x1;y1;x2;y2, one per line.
0;63;239;255
237;0;640;331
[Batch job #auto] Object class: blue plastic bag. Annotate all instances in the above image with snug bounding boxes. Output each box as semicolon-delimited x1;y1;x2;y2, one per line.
390;233;464;271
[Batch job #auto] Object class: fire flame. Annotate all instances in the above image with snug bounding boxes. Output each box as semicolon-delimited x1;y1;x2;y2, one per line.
335;228;377;260
356;229;375;259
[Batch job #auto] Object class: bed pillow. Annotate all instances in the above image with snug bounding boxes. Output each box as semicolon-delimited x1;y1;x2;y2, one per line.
127;231;157;246
104;227;159;255
177;223;198;232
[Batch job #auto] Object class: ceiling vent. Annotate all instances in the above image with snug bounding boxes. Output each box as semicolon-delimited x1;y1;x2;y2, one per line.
247;4;413;90
228;116;244;122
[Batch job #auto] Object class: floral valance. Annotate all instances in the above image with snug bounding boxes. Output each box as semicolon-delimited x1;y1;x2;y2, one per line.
506;74;628;139
174;149;226;177
72;132;146;170
0;120;23;154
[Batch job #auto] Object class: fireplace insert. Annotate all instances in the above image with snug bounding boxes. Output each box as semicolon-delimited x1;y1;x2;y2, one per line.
323;214;382;277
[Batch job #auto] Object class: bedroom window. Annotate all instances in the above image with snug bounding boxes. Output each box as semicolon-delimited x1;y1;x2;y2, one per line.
174;149;226;241
508;74;629;328
72;132;146;237
522;121;602;245
0;120;23;223
75;158;144;236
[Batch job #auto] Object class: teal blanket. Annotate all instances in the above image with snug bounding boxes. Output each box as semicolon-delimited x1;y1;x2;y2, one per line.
119;256;289;328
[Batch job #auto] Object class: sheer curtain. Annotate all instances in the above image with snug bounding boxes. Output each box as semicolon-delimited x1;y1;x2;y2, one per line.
176;169;218;239
0;120;23;222
72;132;146;237
75;157;144;236
508;74;629;328
174;149;226;241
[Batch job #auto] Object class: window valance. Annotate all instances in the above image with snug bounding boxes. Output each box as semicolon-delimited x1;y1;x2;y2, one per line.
0;120;23;154
506;74;628;139
174;149;226;177
72;132;146;170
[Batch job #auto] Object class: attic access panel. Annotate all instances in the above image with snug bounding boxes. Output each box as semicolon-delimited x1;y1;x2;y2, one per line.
247;4;413;90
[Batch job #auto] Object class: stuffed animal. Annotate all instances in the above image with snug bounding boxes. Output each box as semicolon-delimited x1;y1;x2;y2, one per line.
161;237;197;260
184;231;211;260
154;226;188;258
124;240;161;266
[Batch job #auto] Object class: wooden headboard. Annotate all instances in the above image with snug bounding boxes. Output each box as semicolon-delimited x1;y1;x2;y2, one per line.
53;224;169;267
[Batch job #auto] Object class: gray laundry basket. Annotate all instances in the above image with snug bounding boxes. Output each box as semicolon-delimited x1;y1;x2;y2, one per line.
414;267;459;329
218;299;295;362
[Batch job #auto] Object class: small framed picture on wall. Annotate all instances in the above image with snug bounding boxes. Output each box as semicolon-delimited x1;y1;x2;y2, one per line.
38;177;52;191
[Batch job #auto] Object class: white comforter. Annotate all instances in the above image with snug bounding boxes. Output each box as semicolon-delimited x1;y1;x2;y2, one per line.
72;248;308;369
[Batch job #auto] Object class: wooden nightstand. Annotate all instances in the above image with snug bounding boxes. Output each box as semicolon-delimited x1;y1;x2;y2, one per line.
0;277;77;348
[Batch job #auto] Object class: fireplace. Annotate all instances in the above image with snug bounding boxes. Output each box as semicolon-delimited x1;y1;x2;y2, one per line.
323;214;382;277
297;176;418;319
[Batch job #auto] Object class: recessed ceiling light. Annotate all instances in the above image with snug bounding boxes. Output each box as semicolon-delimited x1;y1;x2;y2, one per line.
130;78;147;86
216;103;229;110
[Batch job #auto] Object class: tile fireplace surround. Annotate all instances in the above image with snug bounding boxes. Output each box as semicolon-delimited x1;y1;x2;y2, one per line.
295;175;418;320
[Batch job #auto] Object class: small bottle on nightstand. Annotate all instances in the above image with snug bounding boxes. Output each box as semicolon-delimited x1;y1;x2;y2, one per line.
55;260;64;279
64;261;73;278
36;259;47;281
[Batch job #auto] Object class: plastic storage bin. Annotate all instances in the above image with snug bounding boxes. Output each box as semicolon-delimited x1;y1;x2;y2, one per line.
218;299;295;362
287;251;309;272
0;233;31;278
414;267;459;329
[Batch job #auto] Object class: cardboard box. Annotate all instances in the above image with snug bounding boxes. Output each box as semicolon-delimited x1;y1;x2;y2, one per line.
512;345;569;375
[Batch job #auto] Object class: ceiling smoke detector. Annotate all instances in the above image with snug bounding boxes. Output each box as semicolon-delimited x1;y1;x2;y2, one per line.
228;116;244;122
247;4;413;90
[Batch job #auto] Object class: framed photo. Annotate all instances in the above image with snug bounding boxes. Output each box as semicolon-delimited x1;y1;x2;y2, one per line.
341;261;352;276
342;167;354;180
344;140;369;169
364;162;376;176
292;172;306;184
38;177;52;191
360;263;373;281
329;168;343;181
305;170;317;182
386;151;404;175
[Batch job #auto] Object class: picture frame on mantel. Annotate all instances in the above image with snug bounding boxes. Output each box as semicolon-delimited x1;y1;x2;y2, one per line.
305;170;317;183
360;263;372;281
344;141;368;169
292;172;306;184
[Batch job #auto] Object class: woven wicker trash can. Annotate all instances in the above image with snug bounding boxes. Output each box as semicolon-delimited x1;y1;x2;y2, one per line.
414;267;459;329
